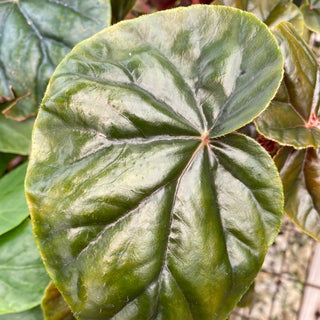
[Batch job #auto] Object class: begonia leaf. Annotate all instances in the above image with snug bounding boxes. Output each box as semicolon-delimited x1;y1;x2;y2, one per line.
42;282;75;320
256;22;320;149
26;6;283;320
275;146;320;241
301;0;320;33
212;0;304;33
111;0;136;23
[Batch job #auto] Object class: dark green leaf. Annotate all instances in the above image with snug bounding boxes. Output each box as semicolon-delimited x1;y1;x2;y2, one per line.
237;282;255;308
0;219;50;314
0;306;43;320
212;0;304;33
301;0;320;33
0;153;15;177
111;0;136;23
0;162;30;235
0;0;111;154
256;22;320;149
275;147;320;241
26;6;283;320
42;282;74;320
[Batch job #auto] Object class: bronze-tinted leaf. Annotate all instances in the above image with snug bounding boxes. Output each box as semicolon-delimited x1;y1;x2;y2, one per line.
42;282;75;320
256;22;320;149
275;146;320;241
212;0;304;33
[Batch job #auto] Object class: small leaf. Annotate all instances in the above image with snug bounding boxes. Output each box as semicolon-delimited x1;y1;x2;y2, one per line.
42;282;75;320
301;0;320;33
275;147;320;241
0;219;50;314
0;153;15;177
0;306;43;320
0;162;30;235
0;0;111;154
111;0;136;23
26;6;283;320
237;282;255;308
212;0;304;33
0;114;34;155
256;22;320;149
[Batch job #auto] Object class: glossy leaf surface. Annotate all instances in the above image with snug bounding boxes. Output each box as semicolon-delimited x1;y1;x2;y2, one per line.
212;0;304;33
26;6;283;320
256;22;320;149
42;282;75;320
275;147;320;241
111;0;136;23
0;0;111;154
301;0;320;33
0;306;43;320
0;162;29;235
0;219;50;314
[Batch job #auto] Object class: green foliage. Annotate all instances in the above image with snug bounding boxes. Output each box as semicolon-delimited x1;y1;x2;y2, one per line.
25;6;284;320
0;153;15;177
111;0;136;23
0;306;43;320
301;0;320;33
0;0;111;155
0;219;49;314
0;162;30;235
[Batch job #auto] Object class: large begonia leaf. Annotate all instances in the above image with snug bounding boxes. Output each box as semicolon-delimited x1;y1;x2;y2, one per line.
255;22;320;149
25;6;283;320
0;219;50;314
0;162;29;235
0;0;111;154
275;147;320;241
212;0;304;33
0;306;43;320
301;0;320;33
111;0;136;23
42;282;75;320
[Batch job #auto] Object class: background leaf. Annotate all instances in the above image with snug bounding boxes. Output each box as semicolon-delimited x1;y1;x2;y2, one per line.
212;0;304;33
301;0;320;33
42;282;75;320
26;6;283;320
0;0;111;154
0;219;50;315
0;153;15;177
256;22;320;149
0;116;34;155
111;0;136;23
0;306;43;320
275;146;320;241
0;162;30;235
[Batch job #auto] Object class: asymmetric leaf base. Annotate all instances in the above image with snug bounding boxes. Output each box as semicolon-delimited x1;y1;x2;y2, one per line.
26;6;284;320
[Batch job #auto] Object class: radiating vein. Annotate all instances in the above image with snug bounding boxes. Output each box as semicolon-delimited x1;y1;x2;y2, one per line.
55;73;202;134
